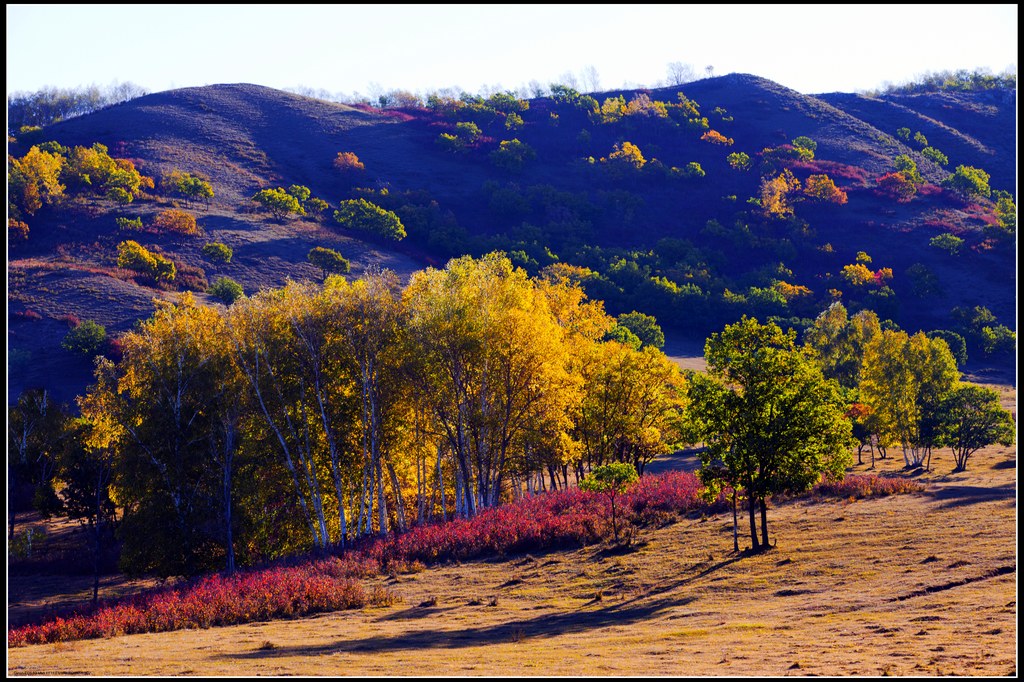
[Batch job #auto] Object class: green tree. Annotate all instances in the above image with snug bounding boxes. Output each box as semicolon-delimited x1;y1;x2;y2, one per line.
615;311;665;349
579;462;639;543
937;384;1015;471
61;320;108;357
252;188;304;220
894;154;923;185
791;136;817;153
490;139;536;172
49;416;116;603
930;233;964;256
687;317;853;551
201;242;233;264
333;198;406;241
921;147;948;166
943;165;991;201
208;276;244;304
727;152;751;171
307;246;351;279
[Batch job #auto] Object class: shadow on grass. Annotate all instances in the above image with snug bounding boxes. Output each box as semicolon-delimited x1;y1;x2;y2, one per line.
927;482;1016;509
220;594;691;658
991;459;1016;470
220;555;744;659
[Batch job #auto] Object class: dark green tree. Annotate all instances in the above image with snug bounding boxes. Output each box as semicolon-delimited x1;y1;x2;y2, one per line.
208;276;244;304
333;198;406;241
615;310;665;349
307;246;351;279
61;320;108;357
687;317;853;551
201;242;233;265
937;384;1015;471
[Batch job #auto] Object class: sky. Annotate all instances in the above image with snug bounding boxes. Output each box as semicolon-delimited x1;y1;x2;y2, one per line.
6;4;1019;100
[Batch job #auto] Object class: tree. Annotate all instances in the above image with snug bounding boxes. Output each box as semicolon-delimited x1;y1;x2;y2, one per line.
8;145;66;218
603;141;646;172
858;330;959;469
167;171;214;208
791;136;817;154
62;320;108;357
615;311;665;349
875;172;917;202
116;240;175;282
86;295;241;577
334;152;365;173
943;165;991;202
208;276;244;304
727;152;751;171
666;61;697;85
759;169;800;219
803;174;848;204
333;198;406;241
579;462;638;543
252;188;304;220
894;154;923;185
49;416;117;603
307;246;350;279
687;317;853;551
937;384;1015;471
153;209;200;236
201;242;233;264
8;389;68;540
921;147;948;166
929;233;964;256
490;139;536;172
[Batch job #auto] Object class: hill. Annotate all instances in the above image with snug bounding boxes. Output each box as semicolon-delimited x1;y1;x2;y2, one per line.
7;75;1017;404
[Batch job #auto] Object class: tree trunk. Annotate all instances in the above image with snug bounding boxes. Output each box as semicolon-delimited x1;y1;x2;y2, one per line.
760;497;770;549
748;495;760;551
732;489;739;553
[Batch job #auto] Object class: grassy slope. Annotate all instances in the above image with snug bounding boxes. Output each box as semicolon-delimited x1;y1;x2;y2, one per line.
7;381;1016;677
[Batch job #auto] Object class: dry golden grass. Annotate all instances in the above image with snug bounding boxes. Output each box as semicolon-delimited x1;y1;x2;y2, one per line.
8;378;1016;677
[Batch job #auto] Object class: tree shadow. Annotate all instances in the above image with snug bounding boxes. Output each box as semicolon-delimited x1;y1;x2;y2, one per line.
217;555;743;660
219;594;691;658
927;482;1016;509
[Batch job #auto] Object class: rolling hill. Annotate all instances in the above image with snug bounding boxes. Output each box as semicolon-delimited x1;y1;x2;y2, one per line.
7;74;1017;404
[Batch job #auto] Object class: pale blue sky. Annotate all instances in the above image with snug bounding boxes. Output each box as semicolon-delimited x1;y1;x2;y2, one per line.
6;4;1018;99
